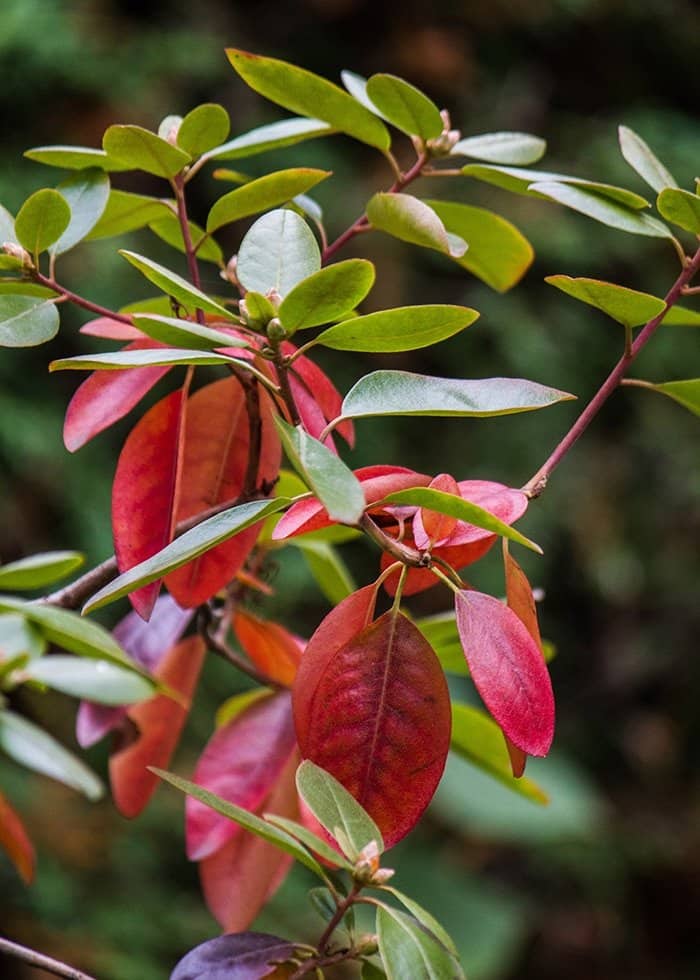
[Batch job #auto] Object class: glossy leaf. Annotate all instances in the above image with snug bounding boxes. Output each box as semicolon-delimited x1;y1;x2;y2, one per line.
0;551;84;590
643;378;700;417
110;635;206;817
170;932;295;980
452;131;546;165
462;163;650;208
131;314;248;351
366;194;466;257
15;188;71;254
0;789;35;884
530;182;671;238
119;250;233;317
226;49;390;151
0;710;103;800
0;296;59;348
425;199;534;292
53;168;110;254
454;590;555;756
365;74;443;139
296;760;383;859
103;124;190;177
315;304;478;353
545;275;666;328
277;259;375;333
149;214;223;265
274;418;365;524
236;209;321;298
207;168;330;233
338;370;575;423
51;347;239;371
24;144;130;171
233;612;302;688
186;690;296;860
177;103;231;156
657;187;700;234
24;656;155;705
205;117;332;162
450;703;548;803
294;611;451;847
376;904;465;979
83;498;289;614
289;538;356;604
63;339;171;451
87;189;172;239
618;125;677;193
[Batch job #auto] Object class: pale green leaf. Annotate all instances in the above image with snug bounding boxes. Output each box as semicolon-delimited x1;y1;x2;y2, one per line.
274;419;365;525
340;70;384;115
131;314;248;351
87;189;172;239
641;378;700;417
0;283;57;298
148;214;223;265
315;304;478;353
289;538;356;604
424;199;533;292
237;209;321;298
103;125;191;178
366;194;466;257
226;49;390;151
376;905;465;980
0;551;84;590
24;145;131;172
296;759;384;860
118;250;234;317
365;74;443;140
452;131;546;165
530;182;671;237
82;498;289;614
544;275;666;327
378;887;458;957
53;168;110;254
206;168;330;233
656;187;700;234
15;189;71;255
461;163;650;208
0;296;59;348
23;657;155;705
278;259;375;333
0;710;103;800
263;813;353;869
50;348;242;372
205;117;333;162
177;103;231;156
618;126;678;193
0;615;46;660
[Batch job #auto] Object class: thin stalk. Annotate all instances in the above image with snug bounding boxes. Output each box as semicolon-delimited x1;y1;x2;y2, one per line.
33;271;132;324
359;514;427;568
0;936;98;980
172;173;205;324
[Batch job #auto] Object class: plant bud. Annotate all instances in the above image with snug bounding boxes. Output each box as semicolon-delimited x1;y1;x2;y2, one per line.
266;317;287;342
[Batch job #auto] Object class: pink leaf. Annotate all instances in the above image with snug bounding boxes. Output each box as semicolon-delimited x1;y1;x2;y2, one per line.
79;316;145;340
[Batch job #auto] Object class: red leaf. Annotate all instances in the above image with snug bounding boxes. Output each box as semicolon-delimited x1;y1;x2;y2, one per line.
198;748;299;932
0;789;35;884
112;388;186;618
284;346;354;447
289;372;339;453
413;479;528;549
63;339;171;452
186;690;297;861
419;473;460;545
294;608;451;847
165;378;281;607
79;316;144;340
380;534;495;597
233;611;303;688
110;634;205;817
454;590;555;756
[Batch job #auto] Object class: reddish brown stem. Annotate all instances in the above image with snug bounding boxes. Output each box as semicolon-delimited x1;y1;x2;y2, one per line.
33;271;132;325
172;174;205;324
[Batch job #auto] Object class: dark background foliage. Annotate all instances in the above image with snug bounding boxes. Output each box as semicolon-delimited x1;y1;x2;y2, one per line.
1;1;699;977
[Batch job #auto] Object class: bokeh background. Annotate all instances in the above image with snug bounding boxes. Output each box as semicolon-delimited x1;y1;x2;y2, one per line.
1;1;700;977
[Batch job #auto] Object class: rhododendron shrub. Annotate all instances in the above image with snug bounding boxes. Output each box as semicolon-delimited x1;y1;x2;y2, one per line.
1;50;699;980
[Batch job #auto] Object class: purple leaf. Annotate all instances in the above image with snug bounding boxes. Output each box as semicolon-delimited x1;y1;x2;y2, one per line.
170;932;294;980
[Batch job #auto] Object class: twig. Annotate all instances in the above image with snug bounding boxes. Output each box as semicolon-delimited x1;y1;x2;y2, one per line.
198;604;282;689
359;514;428;568
172;174;205;324
33;271;132;325
0;936;98;980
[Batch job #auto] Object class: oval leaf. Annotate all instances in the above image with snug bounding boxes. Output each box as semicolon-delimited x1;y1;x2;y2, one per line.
118;250;234;318
365;74;443;140
103;124;190;177
657;187;700;234
53;168;110;254
462;163;650;208
207;168;330;233
530;181;671;238
315;304;478;353
24;656;155;705
0;551;84;590
178;103;231;157
618;126;677;193
131;314;248;351
205;117;332;162
0;296;59;348
452;131;546;165
24;145;130;171
170;931;294;980
15;188;71;255
233;611;302;688
296;760;384;859
237;209;321;298
87;189;172;239
544;275;666;328
278;259;375;333
376;904;465;979
366;194;466;258
643;378;700;417
51;348;239;371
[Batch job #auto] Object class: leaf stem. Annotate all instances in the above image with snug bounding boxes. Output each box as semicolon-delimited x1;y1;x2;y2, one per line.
359;514;428;568
32;271;133;325
0;936;98;980
172;173;205;325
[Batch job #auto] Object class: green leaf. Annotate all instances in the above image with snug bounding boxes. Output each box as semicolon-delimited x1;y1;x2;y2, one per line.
315;304;478;353
618;126;678;193
153;767;326;878
24;145;131;172
23;657;155;705
379;486;541;554
102;125;190;178
15;189;71;255
308;886;338;923
656;187;700;234
53;168;110;255
226;49;390;151
450;703;549;804
205;117;333;162
87;189;172;240
338;370;575;423
378;887;458;957
424;199;534;292
118;250;234;317
376;904;465;979
82;498;289;614
362;962;388;979
414;612;468;675
274;419;365;525
177;103;231;156
263;813;353;869
544;275;666;328
206;168;330;233
50;348;242;372
366;194;466;258
0;597;132;668
215;688;273;727
640;378;700;417
530;182;671;238
289;538;356;604
241;291;277;328
0;614;46;660
0;710;103;800
662;306;700;326
0;204;17;243
461;163;651;209
278;259;375;333
0;283;57;298
452;131;546;165
148;214;223;265
340;70;384;115
237;209;321;298
0;551;84;590
296;759;384;859
365;74;443;140
0;296;59;348
131;314;248;351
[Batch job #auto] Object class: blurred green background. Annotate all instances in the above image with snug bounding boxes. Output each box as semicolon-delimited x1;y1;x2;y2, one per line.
1;1;699;977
